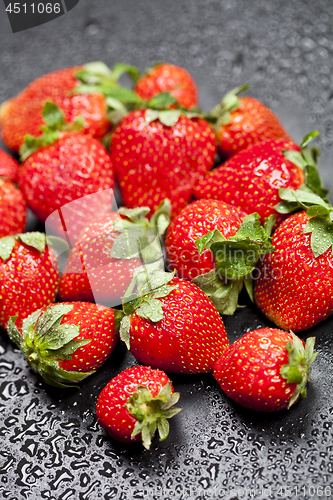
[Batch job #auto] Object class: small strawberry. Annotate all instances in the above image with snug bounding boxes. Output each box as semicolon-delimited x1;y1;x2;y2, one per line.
0;148;19;182
0;61;135;152
110;102;216;218
0;232;60;330
254;188;333;331
119;265;229;373
208;84;293;158
59;201;171;306
194;132;327;227
0;179;27;237
7;302;120;388
17;102;114;234
213;328;317;412
135;63;198;110
96;365;181;449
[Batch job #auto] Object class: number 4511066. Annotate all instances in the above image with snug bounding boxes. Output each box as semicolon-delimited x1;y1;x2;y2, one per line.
6;3;62;14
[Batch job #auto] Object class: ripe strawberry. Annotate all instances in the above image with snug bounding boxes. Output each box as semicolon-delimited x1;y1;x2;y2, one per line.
0;232;60;330
17;103;114;234
213;328;317;412
110;108;216;217
135;63;198;110
8;302;119;388
119;266;229;373
194;137;310;226
0;148;19;182
254;189;333;331
208;85;293;158
59;202;171;306
0;179;27;237
96;365;181;449
0;61;133;152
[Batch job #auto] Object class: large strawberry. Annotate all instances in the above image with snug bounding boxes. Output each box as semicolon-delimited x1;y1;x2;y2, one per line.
208;84;293;158
0;232;60;330
17;102;114;234
0;148;19;182
0;179;27;237
110;104;216;218
8;302;120;388
134;62;198;110
119;265;229;373
194;132;327;227
96;365;181;449
254;188;333;332
59;202;171;307
214;328;317;412
0;61;137;152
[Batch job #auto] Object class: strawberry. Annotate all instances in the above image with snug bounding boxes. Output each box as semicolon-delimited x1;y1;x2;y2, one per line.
254;188;333;331
59;202;171;307
0;232;60;331
119;265;229;373
0;179;27;237
96;365;181;449
7;302;120;388
110;105;216;218
17;102;114;234
194;132;328;227
135;63;198;110
0;148;19;182
213;328;317;412
0;61;136;152
208;84;293;158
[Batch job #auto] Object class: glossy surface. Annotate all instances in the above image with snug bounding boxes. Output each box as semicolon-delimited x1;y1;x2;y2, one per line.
0;180;26;237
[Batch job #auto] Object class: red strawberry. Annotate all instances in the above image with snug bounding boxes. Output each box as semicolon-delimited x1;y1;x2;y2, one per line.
119;267;229;373
194;138;307;226
110;108;216;218
8;302;119;388
0;232;60;330
135;63;198;110
254;190;333;331
96;365;181;449
0;179;27;237
17;103;114;234
208;85;293;158
0;148;19;182
59;202;170;306
213;328;317;412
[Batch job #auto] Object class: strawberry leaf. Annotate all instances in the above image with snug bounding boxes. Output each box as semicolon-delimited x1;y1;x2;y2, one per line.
0;236;16;262
158;110;181;127
104;86;142;103
119;315;131;349
18;232;46;253
302;216;333;257
118;206;150;223
147;92;178;110
195;229;226;255
112;62;141;83
7;316;22;348
50;339;91;360
301;130;320;148
136;299;164;323
42;101;65;129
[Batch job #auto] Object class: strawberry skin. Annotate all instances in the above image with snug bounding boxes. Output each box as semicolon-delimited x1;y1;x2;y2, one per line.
0;67;109;152
18;133;115;232
0;180;27;237
254;211;333;332
166;199;246;280
194;139;304;225
135;63;198;109
126;277;229;374
111;110;216;217
96;365;181;448
216;96;293;158
0;148;19;182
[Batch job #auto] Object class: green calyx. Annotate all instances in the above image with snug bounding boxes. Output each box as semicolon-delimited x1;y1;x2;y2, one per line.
0;232;47;262
280;334;317;409
19;102;84;161
111;199;171;263
119;263;178;349
206;83;250;128
125;381;182;450
192;213;275;315
7;304;92;388
281;131;328;200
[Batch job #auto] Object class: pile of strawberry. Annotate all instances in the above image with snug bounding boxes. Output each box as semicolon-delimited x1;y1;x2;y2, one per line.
0;60;330;450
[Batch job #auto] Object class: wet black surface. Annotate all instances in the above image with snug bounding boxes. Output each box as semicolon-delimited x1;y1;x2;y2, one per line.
0;1;333;499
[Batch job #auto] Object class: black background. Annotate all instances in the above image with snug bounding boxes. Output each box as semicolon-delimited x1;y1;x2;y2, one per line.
0;1;333;499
